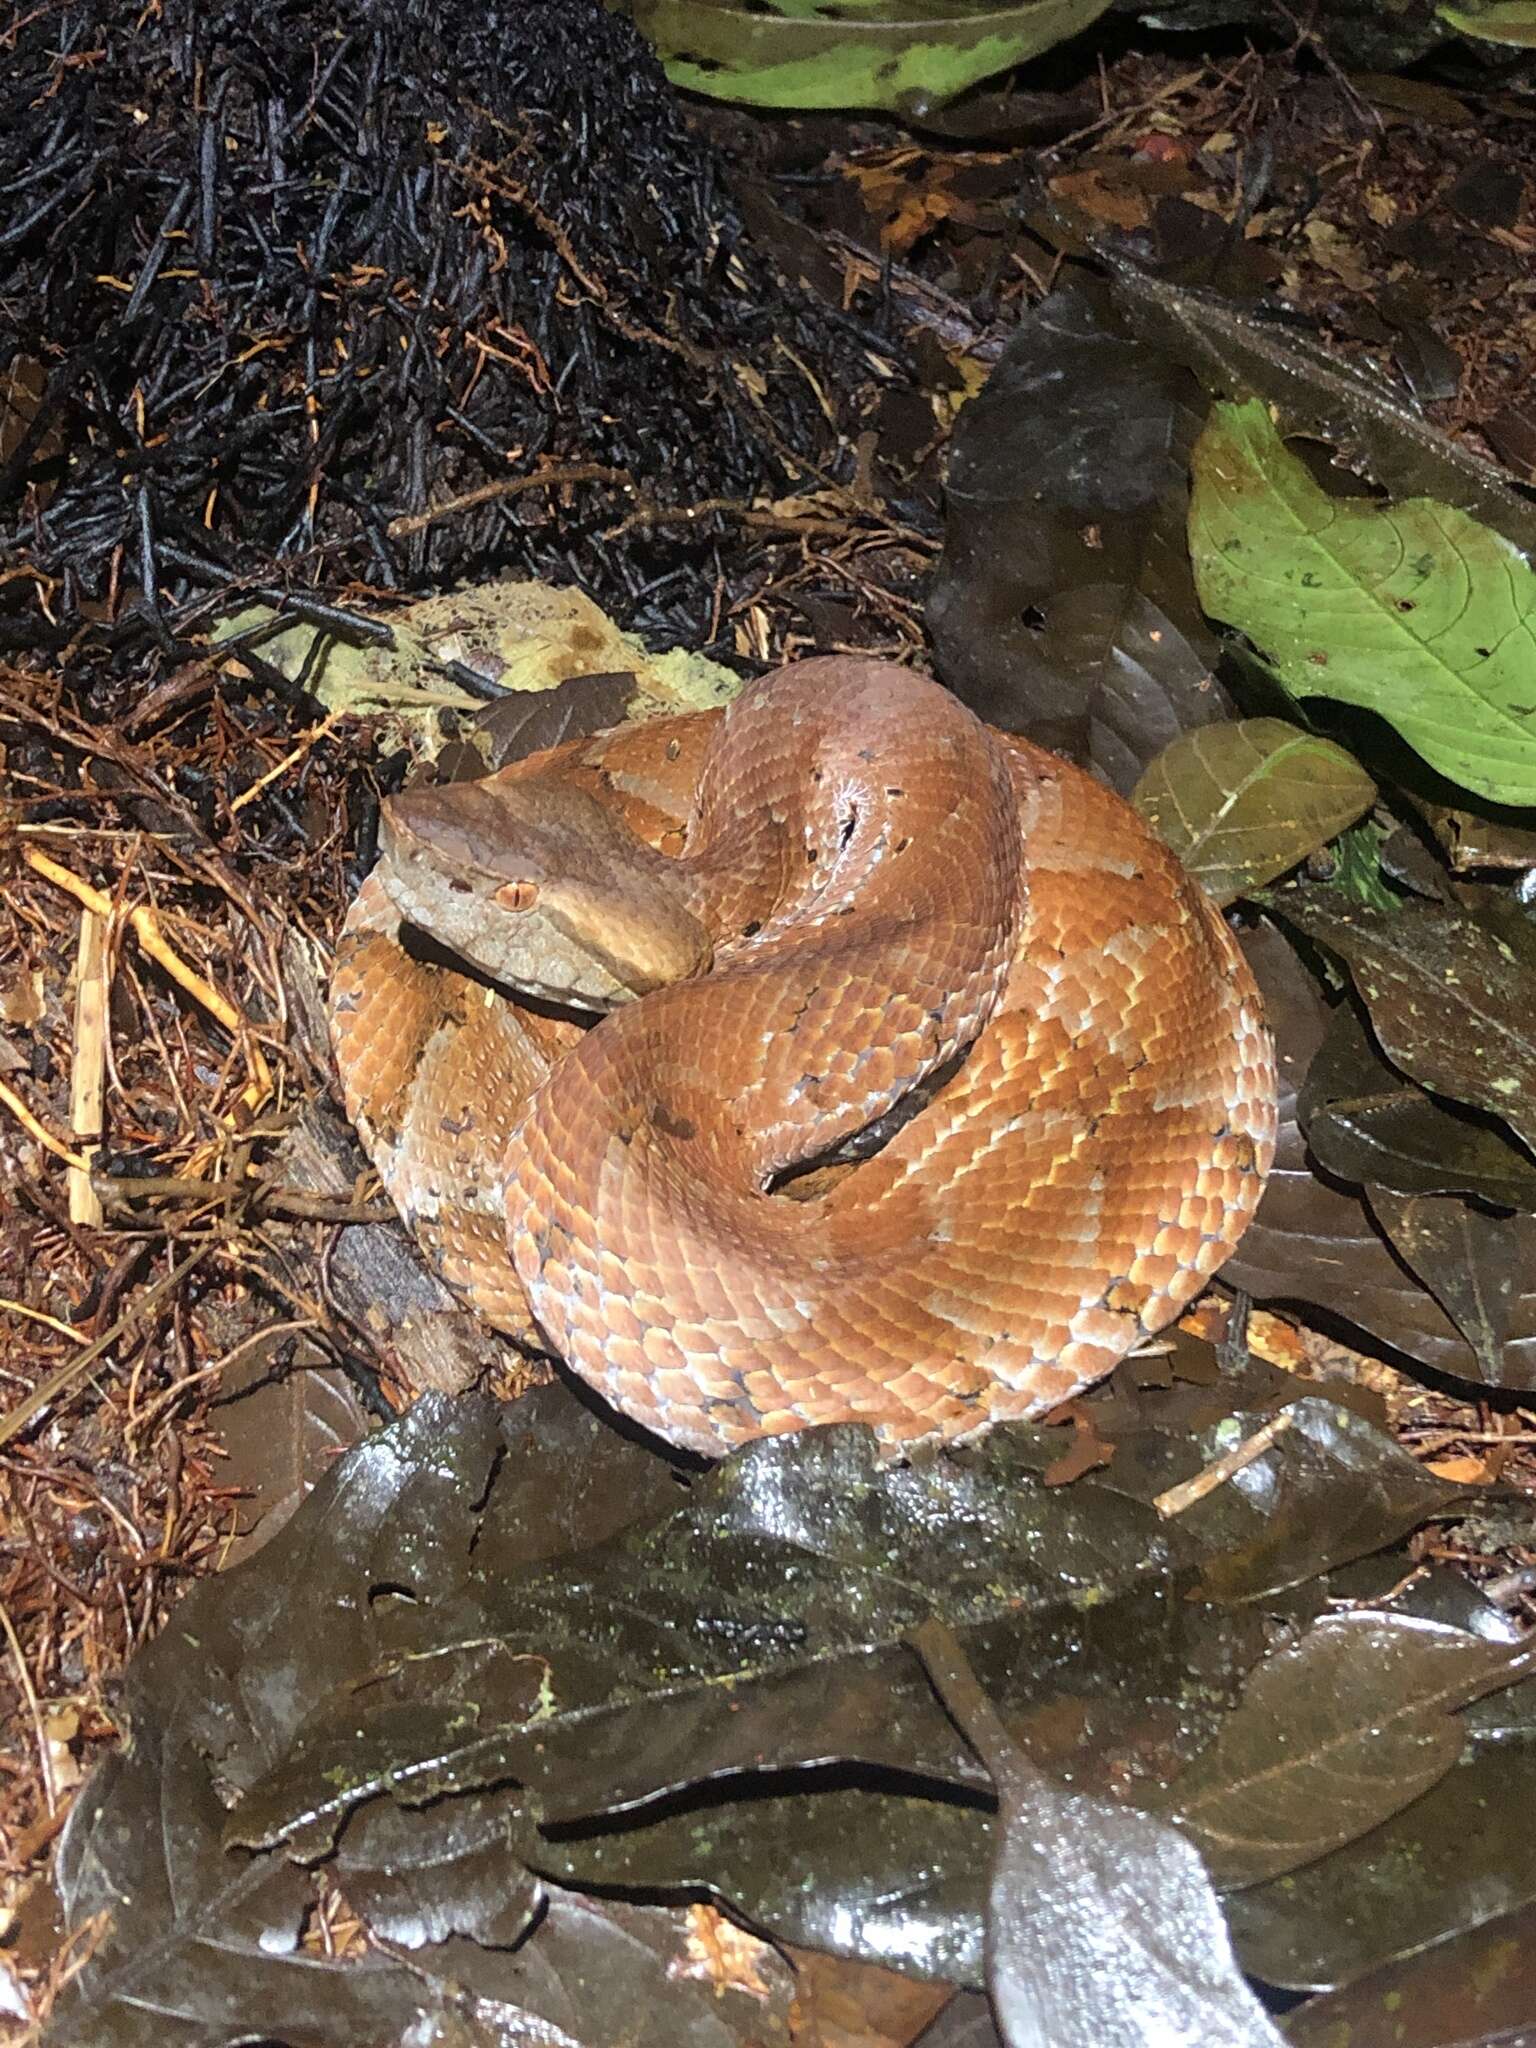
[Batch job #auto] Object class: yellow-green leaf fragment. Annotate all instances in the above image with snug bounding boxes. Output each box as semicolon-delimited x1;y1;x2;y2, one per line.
624;0;1113;112
1133;718;1375;907
1438;0;1536;47
1189;400;1536;806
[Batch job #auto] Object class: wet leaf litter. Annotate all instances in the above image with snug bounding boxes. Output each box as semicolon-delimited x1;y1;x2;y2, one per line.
4;3;1536;2044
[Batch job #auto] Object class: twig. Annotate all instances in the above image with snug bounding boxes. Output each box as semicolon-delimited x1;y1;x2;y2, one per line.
0;1239;213;1450
1152;1408;1297;1518
0;1299;89;1343
93;1172;390;1223
229;710;340;815
602;497;858;544
0;1595;54;1815
69;906;107;1225
387;463;633;539
0;1076;92;1170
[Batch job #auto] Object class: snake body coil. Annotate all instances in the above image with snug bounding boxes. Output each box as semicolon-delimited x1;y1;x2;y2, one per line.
331;659;1275;1457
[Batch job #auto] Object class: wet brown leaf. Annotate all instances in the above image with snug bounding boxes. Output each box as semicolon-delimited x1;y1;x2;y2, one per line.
1219;922;1536;1386
913;1623;1286;2048
927;278;1231;791
1365;1187;1526;1381
1284;1900;1536;2047
1152;1612;1525;1888
1279;890;1536;1158
1299;1000;1536;1210
1227;1680;1536;1994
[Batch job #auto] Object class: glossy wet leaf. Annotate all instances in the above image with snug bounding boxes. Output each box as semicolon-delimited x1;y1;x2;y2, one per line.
1366;1187;1525;1379
225;1426;1228;1859
1228;1684;1536;1993
334;1788;541;1949
546;1788;993;1986
928;279;1231;791
436;1883;799;2047
46;1390;715;2046
912;1623;1286;2048
1280;889;1536;1157
1190;401;1536;805
1299;999;1536;1210
629;0;1114;112
1132;719;1375;906
542;1568;1267;1981
1151;1612;1525;1888
1222;922;1536;1387
1082;1377;1472;1602
1109;260;1536;559
1284;1900;1536;2046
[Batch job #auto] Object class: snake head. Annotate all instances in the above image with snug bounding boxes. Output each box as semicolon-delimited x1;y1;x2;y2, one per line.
377;777;713;1010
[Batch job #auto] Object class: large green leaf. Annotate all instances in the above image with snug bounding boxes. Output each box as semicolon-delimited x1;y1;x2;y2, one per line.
624;0;1114;112
1189;399;1536;805
1439;1;1536;45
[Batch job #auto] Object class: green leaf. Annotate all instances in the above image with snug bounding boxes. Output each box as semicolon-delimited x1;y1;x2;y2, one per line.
625;0;1114;112
1438;1;1536;47
1189;399;1536;805
1133;719;1375;906
1328;818;1402;912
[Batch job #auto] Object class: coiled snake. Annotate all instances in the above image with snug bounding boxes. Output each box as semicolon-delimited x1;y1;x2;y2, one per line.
331;658;1275;1458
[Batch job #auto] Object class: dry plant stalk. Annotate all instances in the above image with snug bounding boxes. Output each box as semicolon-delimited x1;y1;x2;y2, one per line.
22;844;272;1110
69;907;108;1226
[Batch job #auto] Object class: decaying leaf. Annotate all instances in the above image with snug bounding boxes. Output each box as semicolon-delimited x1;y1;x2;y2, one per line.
1190;401;1536;806
1278;889;1536;1160
928;278;1231;791
47;1389;725;2048
1218;923;1536;1387
545;1786;995;1987
221;1422;1228;1860
1365;1187;1526;1381
1299;999;1536;1211
1132;719;1375;905
1092;1394;1473;1603
1284;1899;1536;2047
214;579;738;730
1227;1681;1536;1993
1109;260;1536;558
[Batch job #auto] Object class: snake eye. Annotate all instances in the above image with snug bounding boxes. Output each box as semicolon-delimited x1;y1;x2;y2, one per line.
495;880;540;913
